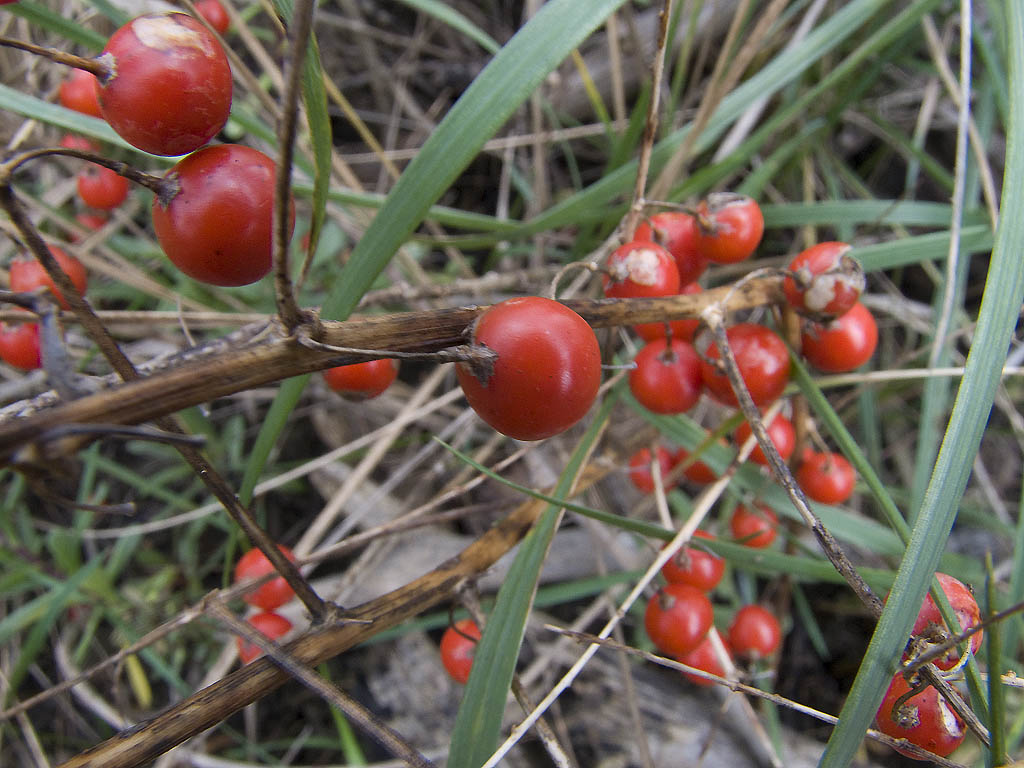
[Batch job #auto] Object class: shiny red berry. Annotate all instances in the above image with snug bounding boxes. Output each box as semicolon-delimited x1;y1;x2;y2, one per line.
695;193;764;264
627;446;674;494
783;242;864;318
152;144;293;286
644;583;714;657
728;604;782;659
195;0;230;34
678;633;731;687
909;573;982;670
456;297;601;441
59;69;103;118
734;412;796;467
439;618;481;685
633;281;703;343
629;337;702;415
0;323;41;370
660;531;724;592
97;12;232;156
875;673;966;759
800;301;878;373
77;164;129;210
233;544;298;612
9;246;88;310
672;444;720;485
604;240;680;299
634;212;708;285
796;451;855;505
236;611;292;664
60;134;99;152
700;323;790;407
323;359;399;400
730;502;778;548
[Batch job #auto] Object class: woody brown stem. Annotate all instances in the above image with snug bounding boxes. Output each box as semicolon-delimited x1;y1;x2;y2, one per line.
0;37;106;76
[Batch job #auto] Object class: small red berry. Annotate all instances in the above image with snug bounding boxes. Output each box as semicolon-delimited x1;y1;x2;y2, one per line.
783;242;864;318
730;502;778;548
660;531;724;592
796;451;856;505
875;672;966;759
456;297;601;441
96;12;232;156
236;611;292;664
734;412;796;467
694;193;764;264
604;240;680;299
634;212;708;285
800;301;878;373
629;337;702;415
700;323;790;407
59;69;103;118
644;583;714;657
0;323;41;370
77;164;130;210
9;246;88;310
152;144;293;286
672;444;720;485
439;618;481;685
633;281;702;343
909;573;982;670
233;544;298;612
627;446;674;494
195;0;230;35
60;134;99;152
678;633;731;687
323;358;398;400
728;604;782;659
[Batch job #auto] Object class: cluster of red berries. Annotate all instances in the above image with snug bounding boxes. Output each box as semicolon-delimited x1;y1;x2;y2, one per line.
874;572;981;759
231;544;298;664
644;531;782;687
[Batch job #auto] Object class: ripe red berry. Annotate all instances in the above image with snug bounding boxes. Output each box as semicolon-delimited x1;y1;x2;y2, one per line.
60;134;99;152
660;531;724;592
730;502;778;548
439;618;481;685
734;412;796;467
9;246;88;310
0;323;41;370
694;193;764;264
796;451;855;505
728;604;782;659
783;242;864;318
96;12;232;156
875;672;966;759
233;544;298;612
72;211;110;239
77;164;130;210
909;573;982;670
627;446;674;494
644;583;714;657
800;301;878;373
152;144;293;286
633;281;703;343
604;240;680;299
629;338;702;415
323;358;398;400
195;0;230;35
672;444;720;485
634;212;708;285
236;611;293;664
700;323;790;407
678;633;731;687
59;68;103;118
456;297;601;441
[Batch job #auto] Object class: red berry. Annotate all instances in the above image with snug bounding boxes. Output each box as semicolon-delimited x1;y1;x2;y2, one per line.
604;240;680;299
800;301;878;373
627;446;674;494
629;337;702;415
152;144;293;286
660;531;724;592
672;444;720;485
796;451;855;505
195;0;230;35
97;13;232;156
60;134;99;152
734;412;796;467
439;618;481;685
9;246;88;310
875;673;966;759
700;323;790;407
730;502;778;548
694;193;764;264
783;242;864;317
59;69;103;118
0;323;41;370
233;544;298;612
323;358;398;400
728;604;782;659
456;297;601;441
634;212;708;285
678;633;731;687
909;573;982;670
236;611;292;664
644;583;714;657
633;281;702;343
77;164;130;210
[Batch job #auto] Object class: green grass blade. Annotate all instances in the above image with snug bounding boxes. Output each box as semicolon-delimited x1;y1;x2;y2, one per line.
396;0;501;55
8;1;106;48
820;1;1024;762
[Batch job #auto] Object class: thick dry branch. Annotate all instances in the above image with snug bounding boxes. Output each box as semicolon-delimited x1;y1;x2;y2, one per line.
0;278;781;466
